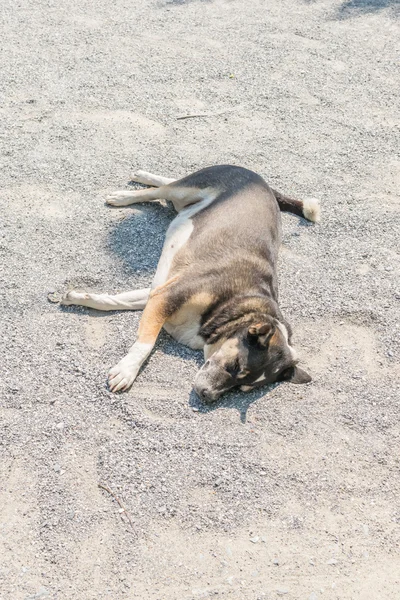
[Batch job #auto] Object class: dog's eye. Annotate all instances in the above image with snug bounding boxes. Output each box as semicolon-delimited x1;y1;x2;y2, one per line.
237;368;250;379
226;360;240;377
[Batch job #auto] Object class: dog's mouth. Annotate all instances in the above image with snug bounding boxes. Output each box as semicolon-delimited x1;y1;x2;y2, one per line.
193;386;223;403
193;362;234;403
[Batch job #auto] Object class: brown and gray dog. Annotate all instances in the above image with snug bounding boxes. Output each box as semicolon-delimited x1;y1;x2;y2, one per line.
62;165;320;401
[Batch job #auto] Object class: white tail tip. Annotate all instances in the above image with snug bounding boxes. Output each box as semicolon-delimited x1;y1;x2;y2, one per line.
303;198;321;223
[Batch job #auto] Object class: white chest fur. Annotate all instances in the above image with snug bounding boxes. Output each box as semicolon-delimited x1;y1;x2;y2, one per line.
163;319;204;350
164;291;213;350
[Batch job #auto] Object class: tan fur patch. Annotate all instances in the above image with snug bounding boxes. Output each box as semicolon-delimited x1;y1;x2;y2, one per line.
212;337;239;363
270;324;297;360
190;291;215;310
167;292;214;327
204;338;225;360
164;291;215;349
150;275;180;297
138;287;173;345
269;330;281;346
204;332;241;360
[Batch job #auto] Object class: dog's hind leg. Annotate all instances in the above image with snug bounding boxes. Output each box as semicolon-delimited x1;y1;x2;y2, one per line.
131;170;176;187
106;186;162;207
107;180;218;212
61;288;150;311
106;171;176;207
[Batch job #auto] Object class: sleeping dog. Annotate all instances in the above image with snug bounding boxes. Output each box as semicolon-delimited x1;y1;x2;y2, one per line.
62;165;320;401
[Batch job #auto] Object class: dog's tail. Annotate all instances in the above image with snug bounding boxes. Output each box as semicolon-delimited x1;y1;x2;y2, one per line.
271;188;321;223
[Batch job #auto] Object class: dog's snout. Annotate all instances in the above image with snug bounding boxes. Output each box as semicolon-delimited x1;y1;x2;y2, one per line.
194;384;215;403
194;360;225;402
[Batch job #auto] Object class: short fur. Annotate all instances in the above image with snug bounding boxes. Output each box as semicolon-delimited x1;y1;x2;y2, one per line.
61;165;319;399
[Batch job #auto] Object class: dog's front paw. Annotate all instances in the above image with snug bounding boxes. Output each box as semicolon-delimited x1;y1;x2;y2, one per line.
108;356;139;392
60;290;88;306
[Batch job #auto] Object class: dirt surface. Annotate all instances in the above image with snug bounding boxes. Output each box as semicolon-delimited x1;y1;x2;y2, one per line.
1;0;400;598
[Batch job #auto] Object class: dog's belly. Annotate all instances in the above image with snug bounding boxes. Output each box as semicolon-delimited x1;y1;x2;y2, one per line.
152;194;216;289
152;217;193;289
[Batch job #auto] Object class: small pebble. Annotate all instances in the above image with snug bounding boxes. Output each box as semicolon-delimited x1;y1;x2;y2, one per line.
327;558;338;565
250;536;260;543
47;292;60;303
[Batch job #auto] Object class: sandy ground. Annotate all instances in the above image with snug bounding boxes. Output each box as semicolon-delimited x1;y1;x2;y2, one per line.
1;0;400;598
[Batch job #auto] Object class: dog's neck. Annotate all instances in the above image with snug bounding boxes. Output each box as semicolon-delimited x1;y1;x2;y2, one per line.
199;294;282;344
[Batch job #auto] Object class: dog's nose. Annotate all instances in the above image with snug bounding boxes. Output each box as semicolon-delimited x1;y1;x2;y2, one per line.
195;386;212;402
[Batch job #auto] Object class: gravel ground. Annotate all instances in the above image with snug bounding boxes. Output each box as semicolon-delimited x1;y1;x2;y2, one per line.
1;0;400;598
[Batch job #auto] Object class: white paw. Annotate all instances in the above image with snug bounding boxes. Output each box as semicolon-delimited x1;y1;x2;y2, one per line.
130;170;146;183
106;191;135;206
61;290;89;306
108;356;140;392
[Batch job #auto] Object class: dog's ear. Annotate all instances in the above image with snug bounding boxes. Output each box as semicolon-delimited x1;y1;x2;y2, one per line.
278;365;312;384
247;322;275;347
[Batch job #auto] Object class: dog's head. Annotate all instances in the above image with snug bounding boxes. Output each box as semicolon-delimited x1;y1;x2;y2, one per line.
194;315;310;402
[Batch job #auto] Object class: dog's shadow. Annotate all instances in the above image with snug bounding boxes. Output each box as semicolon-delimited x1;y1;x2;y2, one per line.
109;200;175;276
188;384;278;423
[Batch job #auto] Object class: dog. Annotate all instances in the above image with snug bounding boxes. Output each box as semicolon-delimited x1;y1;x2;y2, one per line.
62;165;320;401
